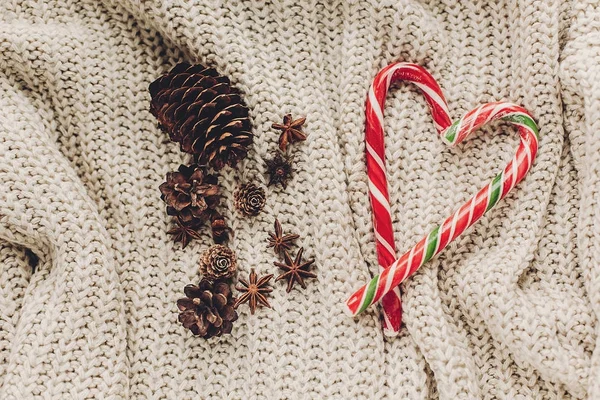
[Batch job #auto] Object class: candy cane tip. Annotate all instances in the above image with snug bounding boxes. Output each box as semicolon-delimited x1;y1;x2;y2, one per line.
383;328;401;337
343;303;358;317
440;134;456;147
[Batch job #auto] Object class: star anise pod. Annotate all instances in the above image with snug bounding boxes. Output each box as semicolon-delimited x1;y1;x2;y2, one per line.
265;153;294;189
234;269;273;314
272;114;307;152
274;248;316;293
267;219;299;255
168;217;202;248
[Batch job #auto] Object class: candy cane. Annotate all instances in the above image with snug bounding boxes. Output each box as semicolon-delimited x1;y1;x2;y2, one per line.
365;64;451;333
349;63;539;317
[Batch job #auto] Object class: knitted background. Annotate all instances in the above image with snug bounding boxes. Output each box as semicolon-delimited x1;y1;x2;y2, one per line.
0;0;599;399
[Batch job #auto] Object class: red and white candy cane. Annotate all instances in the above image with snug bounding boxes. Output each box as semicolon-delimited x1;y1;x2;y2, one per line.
350;62;539;318
365;63;451;333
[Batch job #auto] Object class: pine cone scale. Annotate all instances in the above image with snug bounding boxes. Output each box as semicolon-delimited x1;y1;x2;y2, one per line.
178;310;197;330
220;305;236;321
214;281;231;296
177;298;195;310
221;321;233;335
213;293;227;308
172;195;191;211
209;311;221;326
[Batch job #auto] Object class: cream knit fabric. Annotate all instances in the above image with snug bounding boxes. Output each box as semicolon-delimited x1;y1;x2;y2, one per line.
0;0;599;399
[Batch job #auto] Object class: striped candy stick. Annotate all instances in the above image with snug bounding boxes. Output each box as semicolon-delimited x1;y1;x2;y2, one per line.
365;63;452;333
348;101;539;316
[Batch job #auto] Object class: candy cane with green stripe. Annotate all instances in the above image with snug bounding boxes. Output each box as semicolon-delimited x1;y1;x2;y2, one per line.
365;63;451;333
346;101;539;317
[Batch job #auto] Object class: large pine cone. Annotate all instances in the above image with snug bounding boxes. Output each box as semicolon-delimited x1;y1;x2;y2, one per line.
159;164;220;224
149;62;253;170
177;279;238;338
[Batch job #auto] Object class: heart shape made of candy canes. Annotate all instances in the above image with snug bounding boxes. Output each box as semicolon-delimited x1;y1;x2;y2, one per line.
348;63;539;321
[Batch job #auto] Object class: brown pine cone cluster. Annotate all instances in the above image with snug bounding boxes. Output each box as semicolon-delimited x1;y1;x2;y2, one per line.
151;62;255;247
150;63;253;171
159;164;229;246
151;64;316;339
176;244;240;338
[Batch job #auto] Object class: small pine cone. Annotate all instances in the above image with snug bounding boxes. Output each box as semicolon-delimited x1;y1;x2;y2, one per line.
234;183;266;216
149;62;253;171
210;212;232;244
159;164;220;224
177;279;238;338
200;244;237;280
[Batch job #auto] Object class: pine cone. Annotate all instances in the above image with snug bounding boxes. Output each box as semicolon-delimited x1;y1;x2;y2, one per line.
177;279;238;338
159;164;220;224
210;212;232;244
200;245;237;280
234;183;266;216
149;62;253;170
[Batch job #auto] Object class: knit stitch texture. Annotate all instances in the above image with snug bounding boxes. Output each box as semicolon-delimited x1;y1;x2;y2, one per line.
0;1;599;399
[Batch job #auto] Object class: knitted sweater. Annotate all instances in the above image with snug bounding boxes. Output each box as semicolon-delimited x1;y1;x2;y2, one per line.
0;0;598;399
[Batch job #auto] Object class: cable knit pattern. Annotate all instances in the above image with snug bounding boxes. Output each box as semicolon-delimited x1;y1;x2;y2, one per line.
0;1;598;399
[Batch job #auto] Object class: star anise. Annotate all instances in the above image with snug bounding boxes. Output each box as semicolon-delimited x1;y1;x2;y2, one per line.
167;217;202;248
274;248;316;293
267;219;299;255
272;114;307;152
234;269;274;314
265;152;294;189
